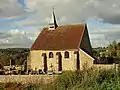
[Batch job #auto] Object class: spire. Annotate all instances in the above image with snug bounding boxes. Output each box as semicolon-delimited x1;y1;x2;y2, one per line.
48;6;58;30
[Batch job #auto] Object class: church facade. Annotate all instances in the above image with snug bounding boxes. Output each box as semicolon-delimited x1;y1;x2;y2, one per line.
27;10;95;73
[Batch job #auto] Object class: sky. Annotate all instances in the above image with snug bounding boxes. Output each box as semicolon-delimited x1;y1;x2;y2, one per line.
0;0;120;48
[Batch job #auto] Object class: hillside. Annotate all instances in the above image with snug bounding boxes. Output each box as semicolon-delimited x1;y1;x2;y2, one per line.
0;48;30;67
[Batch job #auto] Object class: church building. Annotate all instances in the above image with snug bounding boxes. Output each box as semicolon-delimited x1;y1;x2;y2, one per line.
27;9;95;74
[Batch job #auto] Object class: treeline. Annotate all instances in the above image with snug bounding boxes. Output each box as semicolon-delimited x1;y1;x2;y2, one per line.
93;41;120;58
0;48;30;66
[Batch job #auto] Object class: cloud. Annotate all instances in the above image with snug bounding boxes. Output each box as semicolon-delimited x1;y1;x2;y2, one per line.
0;0;120;48
23;0;120;24
1;0;120;26
8;0;120;28
0;0;25;19
0;29;39;48
8;0;120;31
89;26;120;47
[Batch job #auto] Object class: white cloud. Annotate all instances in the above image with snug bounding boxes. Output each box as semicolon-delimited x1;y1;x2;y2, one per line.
1;0;120;25
0;0;120;48
8;0;120;30
0;39;11;44
6;29;26;36
0;29;39;48
89;26;120;48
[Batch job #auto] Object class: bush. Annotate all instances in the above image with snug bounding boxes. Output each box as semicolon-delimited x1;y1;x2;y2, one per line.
56;71;82;90
53;67;120;90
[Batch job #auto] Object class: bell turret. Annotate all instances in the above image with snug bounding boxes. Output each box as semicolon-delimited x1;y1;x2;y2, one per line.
48;7;58;30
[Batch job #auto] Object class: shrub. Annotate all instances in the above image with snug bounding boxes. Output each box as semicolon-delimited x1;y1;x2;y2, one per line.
53;67;120;90
56;71;82;90
1;67;120;90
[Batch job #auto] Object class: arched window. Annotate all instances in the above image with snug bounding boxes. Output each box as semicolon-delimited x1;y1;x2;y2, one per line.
64;51;69;58
42;53;46;57
49;52;53;58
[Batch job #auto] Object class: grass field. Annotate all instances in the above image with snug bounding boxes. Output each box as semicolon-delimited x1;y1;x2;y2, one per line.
0;67;120;90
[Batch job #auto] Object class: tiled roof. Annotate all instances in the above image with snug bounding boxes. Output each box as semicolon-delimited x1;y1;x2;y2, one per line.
31;24;85;50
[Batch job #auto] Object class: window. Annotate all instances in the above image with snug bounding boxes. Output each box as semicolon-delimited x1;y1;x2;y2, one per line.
50;26;54;28
64;51;69;58
49;52;53;58
42;53;46;57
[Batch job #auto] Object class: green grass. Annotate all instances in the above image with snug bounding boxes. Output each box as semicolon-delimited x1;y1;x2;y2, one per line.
25;67;120;90
0;67;120;90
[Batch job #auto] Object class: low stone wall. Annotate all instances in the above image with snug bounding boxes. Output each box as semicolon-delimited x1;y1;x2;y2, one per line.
0;64;119;84
93;64;119;71
0;75;58;84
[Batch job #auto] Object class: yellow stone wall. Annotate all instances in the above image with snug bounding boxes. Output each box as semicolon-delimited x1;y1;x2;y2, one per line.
79;49;95;70
29;50;78;71
28;49;118;72
28;49;95;71
29;50;42;70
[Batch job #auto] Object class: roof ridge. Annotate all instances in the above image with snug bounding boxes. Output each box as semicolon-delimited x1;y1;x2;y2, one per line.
77;24;86;49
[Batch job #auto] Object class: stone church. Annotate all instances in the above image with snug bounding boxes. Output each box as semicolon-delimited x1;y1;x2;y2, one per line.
27;10;95;74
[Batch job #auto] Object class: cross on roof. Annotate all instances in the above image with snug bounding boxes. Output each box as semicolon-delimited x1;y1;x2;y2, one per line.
52;5;55;12
50;63;53;68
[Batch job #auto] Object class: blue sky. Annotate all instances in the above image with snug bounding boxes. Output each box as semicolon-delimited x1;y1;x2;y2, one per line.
18;0;25;7
0;0;120;48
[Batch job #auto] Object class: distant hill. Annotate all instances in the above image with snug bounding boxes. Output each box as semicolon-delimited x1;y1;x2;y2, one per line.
0;48;30;66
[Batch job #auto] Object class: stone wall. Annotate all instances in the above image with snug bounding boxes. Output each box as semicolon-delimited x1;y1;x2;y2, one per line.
29;49;95;72
93;64;119;71
29;50;78;71
79;49;95;70
0;75;57;84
